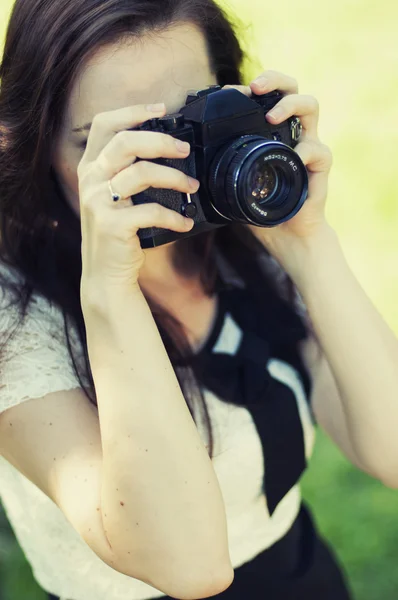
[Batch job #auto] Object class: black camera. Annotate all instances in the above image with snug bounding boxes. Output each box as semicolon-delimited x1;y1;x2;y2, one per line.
130;86;308;248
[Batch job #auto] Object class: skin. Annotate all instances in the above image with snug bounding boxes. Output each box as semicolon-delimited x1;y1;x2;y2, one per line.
52;23;218;304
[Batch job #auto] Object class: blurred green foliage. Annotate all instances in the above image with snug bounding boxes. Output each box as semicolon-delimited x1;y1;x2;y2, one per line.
1;0;398;599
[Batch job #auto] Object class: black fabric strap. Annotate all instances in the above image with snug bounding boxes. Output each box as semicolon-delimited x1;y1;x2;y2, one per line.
192;286;310;515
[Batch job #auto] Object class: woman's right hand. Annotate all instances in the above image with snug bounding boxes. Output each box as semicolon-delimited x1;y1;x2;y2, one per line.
77;102;200;306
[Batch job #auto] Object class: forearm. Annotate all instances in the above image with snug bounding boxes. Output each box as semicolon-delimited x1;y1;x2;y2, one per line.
289;224;398;474
82;287;232;585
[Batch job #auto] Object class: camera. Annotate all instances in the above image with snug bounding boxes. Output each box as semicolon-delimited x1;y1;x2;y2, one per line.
130;85;308;248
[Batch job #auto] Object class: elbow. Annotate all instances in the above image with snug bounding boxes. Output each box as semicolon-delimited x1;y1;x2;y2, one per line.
365;460;398;490
104;513;234;597
207;566;235;597
154;563;235;600
192;566;235;599
379;473;398;490
113;548;234;600
145;566;234;600
354;445;398;489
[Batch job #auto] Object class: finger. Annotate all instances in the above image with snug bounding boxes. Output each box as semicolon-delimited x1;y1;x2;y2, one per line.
81;103;167;164
249;70;299;95
109;160;200;200
305;170;330;207
222;84;252;97
265;94;320;140
124;201;196;234
294;140;333;173
85;130;192;182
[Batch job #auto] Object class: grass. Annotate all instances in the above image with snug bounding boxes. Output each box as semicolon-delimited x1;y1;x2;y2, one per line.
1;0;398;599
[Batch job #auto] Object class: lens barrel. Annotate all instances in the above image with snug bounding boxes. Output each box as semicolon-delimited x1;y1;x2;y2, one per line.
208;136;308;226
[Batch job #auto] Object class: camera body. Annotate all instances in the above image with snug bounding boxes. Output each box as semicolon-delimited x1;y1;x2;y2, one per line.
129;86;308;248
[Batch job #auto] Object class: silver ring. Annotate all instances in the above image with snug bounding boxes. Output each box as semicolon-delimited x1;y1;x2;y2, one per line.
108;180;122;203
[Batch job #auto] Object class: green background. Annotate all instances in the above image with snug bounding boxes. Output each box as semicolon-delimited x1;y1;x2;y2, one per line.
1;0;398;598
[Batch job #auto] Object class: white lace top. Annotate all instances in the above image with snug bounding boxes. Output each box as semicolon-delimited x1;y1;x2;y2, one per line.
0;255;315;600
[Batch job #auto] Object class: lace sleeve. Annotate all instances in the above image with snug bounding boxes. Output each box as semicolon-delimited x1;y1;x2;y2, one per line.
0;284;87;415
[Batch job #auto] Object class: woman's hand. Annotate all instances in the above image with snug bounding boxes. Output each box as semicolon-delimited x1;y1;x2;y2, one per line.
77;103;199;309
223;70;334;274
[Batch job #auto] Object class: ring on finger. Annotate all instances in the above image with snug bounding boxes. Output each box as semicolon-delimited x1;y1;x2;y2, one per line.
108;179;123;203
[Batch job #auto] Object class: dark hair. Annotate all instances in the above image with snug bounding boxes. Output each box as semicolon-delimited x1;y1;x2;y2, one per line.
0;0;311;458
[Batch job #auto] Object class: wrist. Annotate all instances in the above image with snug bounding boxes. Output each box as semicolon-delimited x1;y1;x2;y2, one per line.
280;223;342;291
81;280;145;342
81;277;143;315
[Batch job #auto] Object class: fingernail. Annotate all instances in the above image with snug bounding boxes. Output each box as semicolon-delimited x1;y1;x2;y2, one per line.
253;76;269;88
188;176;200;190
175;140;190;153
146;103;165;112
184;218;194;228
267;106;284;120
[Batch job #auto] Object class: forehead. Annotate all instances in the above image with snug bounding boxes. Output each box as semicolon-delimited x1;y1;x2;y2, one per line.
67;23;215;127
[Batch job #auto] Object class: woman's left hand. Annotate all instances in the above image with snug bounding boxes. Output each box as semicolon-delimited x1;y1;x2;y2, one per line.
223;70;334;271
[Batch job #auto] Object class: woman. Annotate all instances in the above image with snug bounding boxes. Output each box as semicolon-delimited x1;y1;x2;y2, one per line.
1;0;398;599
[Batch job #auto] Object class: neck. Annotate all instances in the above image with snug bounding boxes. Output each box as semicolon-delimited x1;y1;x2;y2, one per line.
138;241;199;303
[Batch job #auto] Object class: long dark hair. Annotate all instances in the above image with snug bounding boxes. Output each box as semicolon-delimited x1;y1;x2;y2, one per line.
0;0;310;458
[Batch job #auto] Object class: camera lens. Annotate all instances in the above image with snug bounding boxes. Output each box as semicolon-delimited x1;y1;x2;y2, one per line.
208;136;308;227
248;161;278;204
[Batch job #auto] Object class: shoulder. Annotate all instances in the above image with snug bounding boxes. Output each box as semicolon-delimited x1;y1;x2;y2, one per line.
0;285;87;414
0;260;83;374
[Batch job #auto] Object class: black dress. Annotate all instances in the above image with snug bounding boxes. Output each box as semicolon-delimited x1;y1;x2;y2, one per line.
48;275;353;600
